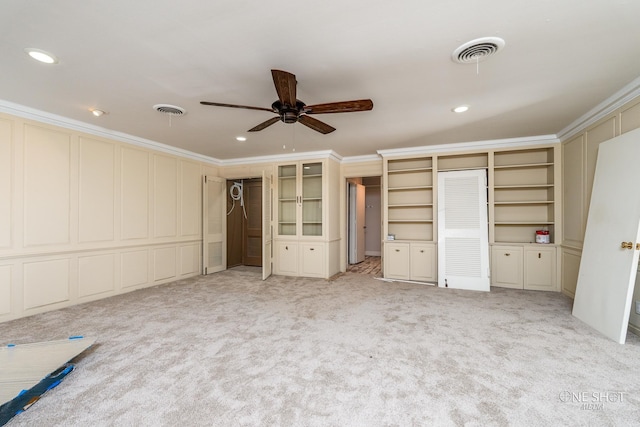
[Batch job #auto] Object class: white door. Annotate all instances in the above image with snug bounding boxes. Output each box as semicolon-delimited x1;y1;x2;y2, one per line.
572;128;640;344
437;170;490;291
348;183;366;264
262;172;272;280
202;176;226;275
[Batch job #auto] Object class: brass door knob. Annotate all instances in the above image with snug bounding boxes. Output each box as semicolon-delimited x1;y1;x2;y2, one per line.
621;242;633;250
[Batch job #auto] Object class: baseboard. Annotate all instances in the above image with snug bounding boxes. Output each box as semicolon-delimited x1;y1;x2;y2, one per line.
365;251;381;256
628;322;640;337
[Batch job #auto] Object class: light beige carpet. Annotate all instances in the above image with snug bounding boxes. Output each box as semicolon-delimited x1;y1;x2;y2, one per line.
1;268;639;426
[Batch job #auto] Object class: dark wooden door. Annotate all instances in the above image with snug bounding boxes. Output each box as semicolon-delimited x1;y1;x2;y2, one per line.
243;179;262;266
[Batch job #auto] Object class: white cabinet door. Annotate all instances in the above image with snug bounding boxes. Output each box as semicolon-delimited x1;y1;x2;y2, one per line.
276;241;298;275
491;246;523;289
524;247;556;291
300;243;325;278
202;176;226;275
385;242;410;280
410;243;436;282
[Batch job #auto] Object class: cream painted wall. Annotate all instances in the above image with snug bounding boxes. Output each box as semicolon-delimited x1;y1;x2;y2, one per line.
0;113;217;322
561;97;640;332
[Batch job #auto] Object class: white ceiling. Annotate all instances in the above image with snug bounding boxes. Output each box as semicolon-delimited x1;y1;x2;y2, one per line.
2;1;640;160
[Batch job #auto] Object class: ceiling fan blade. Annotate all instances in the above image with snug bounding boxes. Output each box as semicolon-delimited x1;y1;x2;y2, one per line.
200;101;273;113
298;115;336;134
248;116;280;132
271;70;297;107
304;99;373;114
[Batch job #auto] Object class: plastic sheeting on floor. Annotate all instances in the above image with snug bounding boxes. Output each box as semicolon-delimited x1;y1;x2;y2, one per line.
0;336;95;425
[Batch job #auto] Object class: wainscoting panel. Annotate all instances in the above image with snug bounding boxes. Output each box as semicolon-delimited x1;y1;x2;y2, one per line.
78;253;116;298
154;155;178;238
0;265;11;315
621;99;640;134
562;135;584;248
121;250;149;289
79;137;116;243
561;248;582;298
180;160;202;238
23;125;71;247
180;244;200;275
0;118;11;249
121;147;149;240
23;258;70;310
154;247;176;281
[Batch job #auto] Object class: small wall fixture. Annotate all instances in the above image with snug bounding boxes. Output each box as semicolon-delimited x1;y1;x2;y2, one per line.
24;48;58;64
452;105;469;113
91;109;106;117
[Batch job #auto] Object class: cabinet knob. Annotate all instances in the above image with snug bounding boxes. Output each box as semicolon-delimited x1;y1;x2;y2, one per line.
420;250;424;253
395;249;400;252
505;253;510;256
538;253;541;258
310;248;314;251
285;246;288;250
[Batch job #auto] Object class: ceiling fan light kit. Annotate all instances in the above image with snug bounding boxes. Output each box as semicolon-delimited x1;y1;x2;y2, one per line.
201;69;373;134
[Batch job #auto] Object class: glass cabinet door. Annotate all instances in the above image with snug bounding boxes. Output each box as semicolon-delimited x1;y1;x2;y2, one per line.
302;162;322;236
278;165;297;235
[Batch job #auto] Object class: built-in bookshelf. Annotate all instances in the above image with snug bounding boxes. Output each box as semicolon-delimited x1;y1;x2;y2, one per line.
492;147;555;243
386;157;433;241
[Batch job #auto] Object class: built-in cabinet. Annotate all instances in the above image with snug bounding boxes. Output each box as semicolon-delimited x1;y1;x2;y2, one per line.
384;241;436;282
491;244;557;291
382;145;561;291
384;157;437;282
274;158;340;279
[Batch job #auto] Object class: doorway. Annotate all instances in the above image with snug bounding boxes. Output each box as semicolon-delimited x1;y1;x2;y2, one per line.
346;176;382;274
226;178;262;268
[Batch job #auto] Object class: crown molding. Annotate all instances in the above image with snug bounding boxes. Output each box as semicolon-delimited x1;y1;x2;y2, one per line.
0;99;222;166
376;135;559;158
340;154;382;164
220;150;343;166
557;76;640;141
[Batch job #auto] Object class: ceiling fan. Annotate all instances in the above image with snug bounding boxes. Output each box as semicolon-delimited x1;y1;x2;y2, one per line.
200;69;373;134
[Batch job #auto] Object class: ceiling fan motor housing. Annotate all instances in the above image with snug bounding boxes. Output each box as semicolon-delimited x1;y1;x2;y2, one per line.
272;100;307;123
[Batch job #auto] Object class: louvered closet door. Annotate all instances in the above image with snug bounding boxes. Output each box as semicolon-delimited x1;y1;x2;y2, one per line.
437;169;490;291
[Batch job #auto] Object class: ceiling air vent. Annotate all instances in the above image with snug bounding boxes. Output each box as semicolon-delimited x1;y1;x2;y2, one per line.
452;37;505;64
153;104;187;115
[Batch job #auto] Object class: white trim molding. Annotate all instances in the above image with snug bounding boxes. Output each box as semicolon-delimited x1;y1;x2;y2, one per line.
376;135;559;158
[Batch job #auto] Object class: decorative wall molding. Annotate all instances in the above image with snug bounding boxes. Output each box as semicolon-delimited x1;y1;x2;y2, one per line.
557;76;640;141
0;100;222;166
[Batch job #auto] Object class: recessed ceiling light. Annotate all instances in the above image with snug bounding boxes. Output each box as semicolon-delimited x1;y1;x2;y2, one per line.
236;136;247;142
90;109;106;117
24;48;58;64
452;105;469;113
